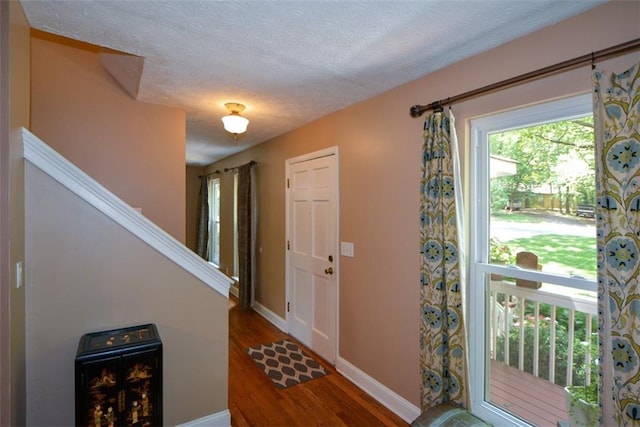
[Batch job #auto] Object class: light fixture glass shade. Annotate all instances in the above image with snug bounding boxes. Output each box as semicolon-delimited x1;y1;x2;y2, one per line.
222;113;249;134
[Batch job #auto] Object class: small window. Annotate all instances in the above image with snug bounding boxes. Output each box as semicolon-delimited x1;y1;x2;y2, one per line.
208;178;221;266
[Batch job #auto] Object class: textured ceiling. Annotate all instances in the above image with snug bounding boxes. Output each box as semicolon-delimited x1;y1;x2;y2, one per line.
20;0;605;165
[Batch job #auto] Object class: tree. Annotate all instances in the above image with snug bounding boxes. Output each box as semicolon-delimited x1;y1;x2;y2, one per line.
489;116;595;213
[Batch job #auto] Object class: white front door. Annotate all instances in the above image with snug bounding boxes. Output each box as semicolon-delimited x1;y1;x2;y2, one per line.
286;148;338;364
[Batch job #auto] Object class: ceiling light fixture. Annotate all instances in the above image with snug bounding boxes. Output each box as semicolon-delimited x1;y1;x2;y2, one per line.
221;103;249;138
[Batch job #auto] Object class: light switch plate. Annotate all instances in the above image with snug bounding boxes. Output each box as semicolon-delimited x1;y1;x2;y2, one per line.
16;261;23;288
341;242;354;258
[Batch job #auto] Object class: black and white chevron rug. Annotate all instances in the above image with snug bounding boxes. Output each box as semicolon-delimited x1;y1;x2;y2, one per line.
246;340;328;389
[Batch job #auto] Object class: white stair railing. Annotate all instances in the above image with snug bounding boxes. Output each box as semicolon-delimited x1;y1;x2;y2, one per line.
23;128;234;297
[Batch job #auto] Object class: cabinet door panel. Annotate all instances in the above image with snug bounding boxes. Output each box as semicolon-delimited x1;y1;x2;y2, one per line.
77;356;120;427
121;349;161;426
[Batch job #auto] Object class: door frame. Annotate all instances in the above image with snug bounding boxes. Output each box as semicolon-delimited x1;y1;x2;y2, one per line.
285;146;340;364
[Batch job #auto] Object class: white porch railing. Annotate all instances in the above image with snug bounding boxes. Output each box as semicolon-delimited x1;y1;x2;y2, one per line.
490;279;597;387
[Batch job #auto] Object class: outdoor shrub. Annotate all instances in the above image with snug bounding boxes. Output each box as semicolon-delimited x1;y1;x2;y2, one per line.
490;237;515;264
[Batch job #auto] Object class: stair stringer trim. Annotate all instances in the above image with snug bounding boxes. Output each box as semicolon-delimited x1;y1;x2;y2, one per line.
22;128;232;297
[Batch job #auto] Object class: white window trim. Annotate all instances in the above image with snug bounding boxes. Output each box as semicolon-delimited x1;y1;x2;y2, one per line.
208;177;221;266
468;92;595;425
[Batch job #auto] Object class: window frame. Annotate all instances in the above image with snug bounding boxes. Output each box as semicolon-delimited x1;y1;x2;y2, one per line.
207;177;221;266
468;92;596;425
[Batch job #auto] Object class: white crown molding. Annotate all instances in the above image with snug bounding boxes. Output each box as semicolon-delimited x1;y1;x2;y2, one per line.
336;356;420;424
22;128;232;297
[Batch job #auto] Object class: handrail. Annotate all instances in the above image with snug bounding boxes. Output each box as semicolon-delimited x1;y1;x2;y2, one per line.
491;280;597;315
22;128;233;297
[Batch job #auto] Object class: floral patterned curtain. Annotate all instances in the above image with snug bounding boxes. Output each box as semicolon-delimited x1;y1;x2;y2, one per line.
593;60;640;425
420;110;467;410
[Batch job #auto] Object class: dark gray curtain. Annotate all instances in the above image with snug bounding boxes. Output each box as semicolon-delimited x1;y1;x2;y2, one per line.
237;164;255;309
196;175;209;259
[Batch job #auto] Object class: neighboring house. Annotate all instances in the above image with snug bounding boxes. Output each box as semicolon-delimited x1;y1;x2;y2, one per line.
2;1;639;426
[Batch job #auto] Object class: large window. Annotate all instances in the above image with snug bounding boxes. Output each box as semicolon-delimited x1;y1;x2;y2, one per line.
208;178;221;266
470;94;598;426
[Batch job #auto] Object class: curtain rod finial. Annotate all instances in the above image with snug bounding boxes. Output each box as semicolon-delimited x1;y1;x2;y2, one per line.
410;105;424;118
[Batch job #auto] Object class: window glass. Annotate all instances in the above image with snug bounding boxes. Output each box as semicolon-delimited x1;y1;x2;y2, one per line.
208;178;221;265
489;116;596;281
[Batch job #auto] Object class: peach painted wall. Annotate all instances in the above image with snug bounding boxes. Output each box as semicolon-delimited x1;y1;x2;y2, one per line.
30;31;187;242
1;1;30;424
185;165;204;252
0;3;8;421
200;1;640;409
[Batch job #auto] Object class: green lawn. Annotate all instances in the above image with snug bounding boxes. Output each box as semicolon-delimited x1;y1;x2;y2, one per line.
491;211;546;223
507;234;597;279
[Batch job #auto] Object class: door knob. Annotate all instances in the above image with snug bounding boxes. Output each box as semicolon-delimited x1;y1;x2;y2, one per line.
324;267;334;275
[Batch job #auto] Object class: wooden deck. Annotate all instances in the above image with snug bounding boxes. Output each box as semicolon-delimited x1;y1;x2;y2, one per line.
490;359;568;426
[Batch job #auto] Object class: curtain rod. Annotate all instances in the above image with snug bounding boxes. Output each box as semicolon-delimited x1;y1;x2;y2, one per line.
224;160;257;172
409;38;640;118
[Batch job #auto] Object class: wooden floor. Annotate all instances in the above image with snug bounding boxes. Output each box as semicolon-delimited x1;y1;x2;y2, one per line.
229;296;569;426
490;359;568;426
228;297;408;426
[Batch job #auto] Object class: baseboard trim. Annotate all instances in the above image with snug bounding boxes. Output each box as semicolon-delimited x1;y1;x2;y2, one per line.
229;283;238;298
177;409;231;426
336;357;420;424
253;301;287;332
242;298;418;423
230;289;286;333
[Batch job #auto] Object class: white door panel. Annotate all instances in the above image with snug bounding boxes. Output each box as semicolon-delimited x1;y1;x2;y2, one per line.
286;151;338;364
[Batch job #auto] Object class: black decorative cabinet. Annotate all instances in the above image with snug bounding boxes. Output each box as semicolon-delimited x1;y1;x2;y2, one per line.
75;324;162;427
